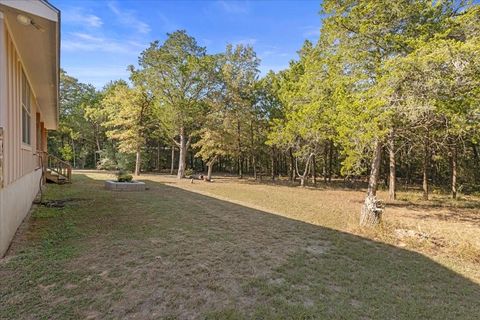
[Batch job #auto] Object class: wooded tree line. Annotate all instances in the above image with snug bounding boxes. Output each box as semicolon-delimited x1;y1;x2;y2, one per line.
50;0;480;225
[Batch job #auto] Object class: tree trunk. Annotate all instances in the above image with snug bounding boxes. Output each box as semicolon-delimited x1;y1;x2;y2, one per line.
289;148;295;181
472;143;479;167
405;146;411;188
237;119;243;179
472;143;479;181
450;145;457;199
135;148;141;176
94;137;101;169
206;157;216;181
297;153;314;188
170;145;175;175
382;147;388;187
271;146;275;180
253;155;257;180
157;141;161;171
190;151;194;170
72;140;76;168
207;162;213;181
388;129;396;201
323;142;328;183
360;140;383;226
238;157;243;178
177;127;188;179
328;140;333;183
367;140;382;197
312;154;317;186
96;137;101;153
422;134;430;200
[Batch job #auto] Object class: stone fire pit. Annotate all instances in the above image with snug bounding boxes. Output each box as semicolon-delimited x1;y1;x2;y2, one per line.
104;180;146;191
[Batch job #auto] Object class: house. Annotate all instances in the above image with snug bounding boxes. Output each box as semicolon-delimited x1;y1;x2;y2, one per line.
0;0;60;257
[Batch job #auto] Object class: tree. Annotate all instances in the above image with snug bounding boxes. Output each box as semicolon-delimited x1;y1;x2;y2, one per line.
83;93;107;168
101;81;155;176
381;4;480;199
49;70;101;168
194;108;233;181
48;3;480;225
320;0;461;224
268;41;334;187
136;30;218;178
220;44;260;178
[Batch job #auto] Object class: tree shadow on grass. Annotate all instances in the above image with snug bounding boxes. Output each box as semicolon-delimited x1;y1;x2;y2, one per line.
1;172;479;319
144;171;369;192
230;175;369;191
386;201;480;226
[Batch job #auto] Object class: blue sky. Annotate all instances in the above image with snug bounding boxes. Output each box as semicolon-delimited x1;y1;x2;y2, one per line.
50;0;322;88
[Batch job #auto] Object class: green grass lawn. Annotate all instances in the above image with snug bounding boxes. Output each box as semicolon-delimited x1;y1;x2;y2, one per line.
1;172;479;319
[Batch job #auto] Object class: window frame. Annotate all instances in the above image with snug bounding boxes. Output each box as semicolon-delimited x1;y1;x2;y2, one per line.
21;70;31;146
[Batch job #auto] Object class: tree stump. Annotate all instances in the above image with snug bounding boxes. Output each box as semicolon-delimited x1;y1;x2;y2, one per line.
360;195;384;226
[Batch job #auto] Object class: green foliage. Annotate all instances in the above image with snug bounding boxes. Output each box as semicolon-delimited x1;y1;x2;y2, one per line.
49;70;102;167
59;144;74;162
116;170;133;182
184;168;194;177
97;157;117;171
136;30;218;143
51;2;480;191
101;81;155;155
194;43;263;170
116;152;137;172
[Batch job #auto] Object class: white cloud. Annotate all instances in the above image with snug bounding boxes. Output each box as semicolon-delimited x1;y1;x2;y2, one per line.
62;32;146;55
62;8;103;28
217;0;249;14
107;1;151;34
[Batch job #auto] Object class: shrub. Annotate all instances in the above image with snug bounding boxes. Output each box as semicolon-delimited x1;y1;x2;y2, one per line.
459;183;480;195
184;169;194;178
97;157;117;170
116;170;133;182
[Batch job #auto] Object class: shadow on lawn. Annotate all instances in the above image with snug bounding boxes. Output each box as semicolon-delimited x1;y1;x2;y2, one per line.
387;200;480;226
1;172;479;319
144;171;369;191
231;175;369;191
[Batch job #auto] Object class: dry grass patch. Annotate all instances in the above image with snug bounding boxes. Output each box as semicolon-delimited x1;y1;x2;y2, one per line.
143;173;480;278
0;171;479;319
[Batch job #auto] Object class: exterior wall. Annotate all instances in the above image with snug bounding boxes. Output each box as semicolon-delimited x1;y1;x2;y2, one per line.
2;17;41;184
0;13;45;257
0;170;41;255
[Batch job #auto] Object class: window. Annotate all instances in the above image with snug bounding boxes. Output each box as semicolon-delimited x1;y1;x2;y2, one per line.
21;70;31;145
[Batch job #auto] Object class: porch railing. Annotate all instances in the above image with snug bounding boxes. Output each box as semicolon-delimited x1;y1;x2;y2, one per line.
37;151;72;183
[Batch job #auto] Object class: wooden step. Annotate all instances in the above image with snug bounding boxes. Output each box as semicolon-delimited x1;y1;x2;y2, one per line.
45;171;69;184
